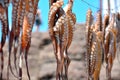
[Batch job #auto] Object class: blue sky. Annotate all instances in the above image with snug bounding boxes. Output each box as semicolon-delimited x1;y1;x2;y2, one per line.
37;0;120;32
7;0;120;32
0;0;100;41
7;0;100;32
38;0;99;32
1;0;120;40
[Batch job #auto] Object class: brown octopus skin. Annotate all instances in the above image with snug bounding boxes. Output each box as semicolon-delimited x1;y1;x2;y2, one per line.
48;0;64;79
7;0;20;79
53;14;68;80
92;31;103;80
92;11;103;80
48;0;64;57
64;0;76;49
0;2;9;79
20;0;39;80
86;10;104;80
104;14;117;80
103;14;109;42
62;0;76;79
49;0;76;79
86;9;94;79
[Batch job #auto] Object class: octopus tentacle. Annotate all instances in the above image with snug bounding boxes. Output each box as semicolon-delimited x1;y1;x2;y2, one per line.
103;14;109;43
0;0;39;79
7;0;21;79
86;9;103;80
86;9;94;79
0;2;9;79
48;0;63;36
13;0;22;75
53;14;68;80
104;14;118;80
95;11;102;31
63;0;76;79
49;0;76;79
19;0;39;79
48;0;64;65
66;13;76;49
20;15;31;80
0;17;6;79
92;31;103;80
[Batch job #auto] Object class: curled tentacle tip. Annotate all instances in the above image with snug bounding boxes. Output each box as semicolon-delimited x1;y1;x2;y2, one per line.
37;9;41;15
104;14;109;18
87;8;92;12
69;0;74;2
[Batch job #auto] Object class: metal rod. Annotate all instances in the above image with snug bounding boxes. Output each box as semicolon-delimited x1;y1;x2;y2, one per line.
114;0;117;12
100;0;102;15
108;0;110;14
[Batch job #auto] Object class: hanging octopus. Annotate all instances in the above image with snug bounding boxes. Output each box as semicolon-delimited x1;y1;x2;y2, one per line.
19;0;39;80
63;0;76;79
104;13;118;80
90;31;103;80
0;0;9;79
116;12;120;43
86;10;103;80
48;0;64;79
0;0;39;79
7;0;39;80
7;0;22;79
85;8;93;80
48;0;76;79
103;14;109;41
91;11;103;80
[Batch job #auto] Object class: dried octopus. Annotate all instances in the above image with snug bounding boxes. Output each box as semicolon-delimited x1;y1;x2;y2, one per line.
7;0;22;79
86;9;93;78
102;14;109;41
0;0;9;79
104;13;119;80
19;0;39;80
86;10;103;80
6;0;39;80
63;0;76;79
116;13;120;43
48;0;64;79
86;9;93;79
48;0;76;79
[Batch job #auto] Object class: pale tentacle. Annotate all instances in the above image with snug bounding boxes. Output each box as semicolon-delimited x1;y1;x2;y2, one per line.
7;0;21;79
48;1;64;79
104;14;118;80
63;0;76;79
0;3;9;79
54;14;67;80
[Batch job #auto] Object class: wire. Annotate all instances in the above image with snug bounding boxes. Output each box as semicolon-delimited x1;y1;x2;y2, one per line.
81;0;120;12
81;0;99;10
